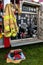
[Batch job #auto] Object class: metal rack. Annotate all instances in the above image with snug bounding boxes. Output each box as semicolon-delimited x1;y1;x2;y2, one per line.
22;11;37;14
10;2;43;47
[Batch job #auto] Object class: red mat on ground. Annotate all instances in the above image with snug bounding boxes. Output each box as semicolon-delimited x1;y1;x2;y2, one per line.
4;37;10;48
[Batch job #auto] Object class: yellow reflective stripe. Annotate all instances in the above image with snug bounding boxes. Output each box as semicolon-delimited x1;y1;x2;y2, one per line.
11;29;16;34
10;15;13;19
4;33;11;37
4;15;16;22
11;28;18;33
12;33;17;37
4;16;9;20
5;26;9;30
11;28;17;37
13;18;16;22
10;16;16;22
11;31;17;37
2;32;11;37
10;15;16;22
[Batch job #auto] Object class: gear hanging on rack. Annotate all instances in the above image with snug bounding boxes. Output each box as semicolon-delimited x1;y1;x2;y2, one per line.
3;4;11;37
3;4;19;37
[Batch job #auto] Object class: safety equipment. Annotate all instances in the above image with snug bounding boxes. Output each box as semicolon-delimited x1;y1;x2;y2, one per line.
3;4;19;37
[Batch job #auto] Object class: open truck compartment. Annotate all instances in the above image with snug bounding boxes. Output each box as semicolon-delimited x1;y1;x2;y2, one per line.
0;0;43;48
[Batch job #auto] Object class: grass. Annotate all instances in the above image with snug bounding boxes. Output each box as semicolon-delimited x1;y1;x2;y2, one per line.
0;43;43;65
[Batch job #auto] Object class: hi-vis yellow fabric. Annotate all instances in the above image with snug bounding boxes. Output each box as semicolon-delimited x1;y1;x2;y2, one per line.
4;16;9;20
4;15;16;22
5;25;9;31
10;15;16;23
3;4;19;37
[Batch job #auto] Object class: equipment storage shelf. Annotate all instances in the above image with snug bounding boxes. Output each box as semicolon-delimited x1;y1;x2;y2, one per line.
10;1;43;47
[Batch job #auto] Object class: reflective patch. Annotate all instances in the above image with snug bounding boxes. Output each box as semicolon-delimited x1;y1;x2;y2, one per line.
4;16;9;20
5;25;10;31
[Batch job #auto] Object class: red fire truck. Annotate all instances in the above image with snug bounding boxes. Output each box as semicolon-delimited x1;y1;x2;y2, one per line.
0;0;43;48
